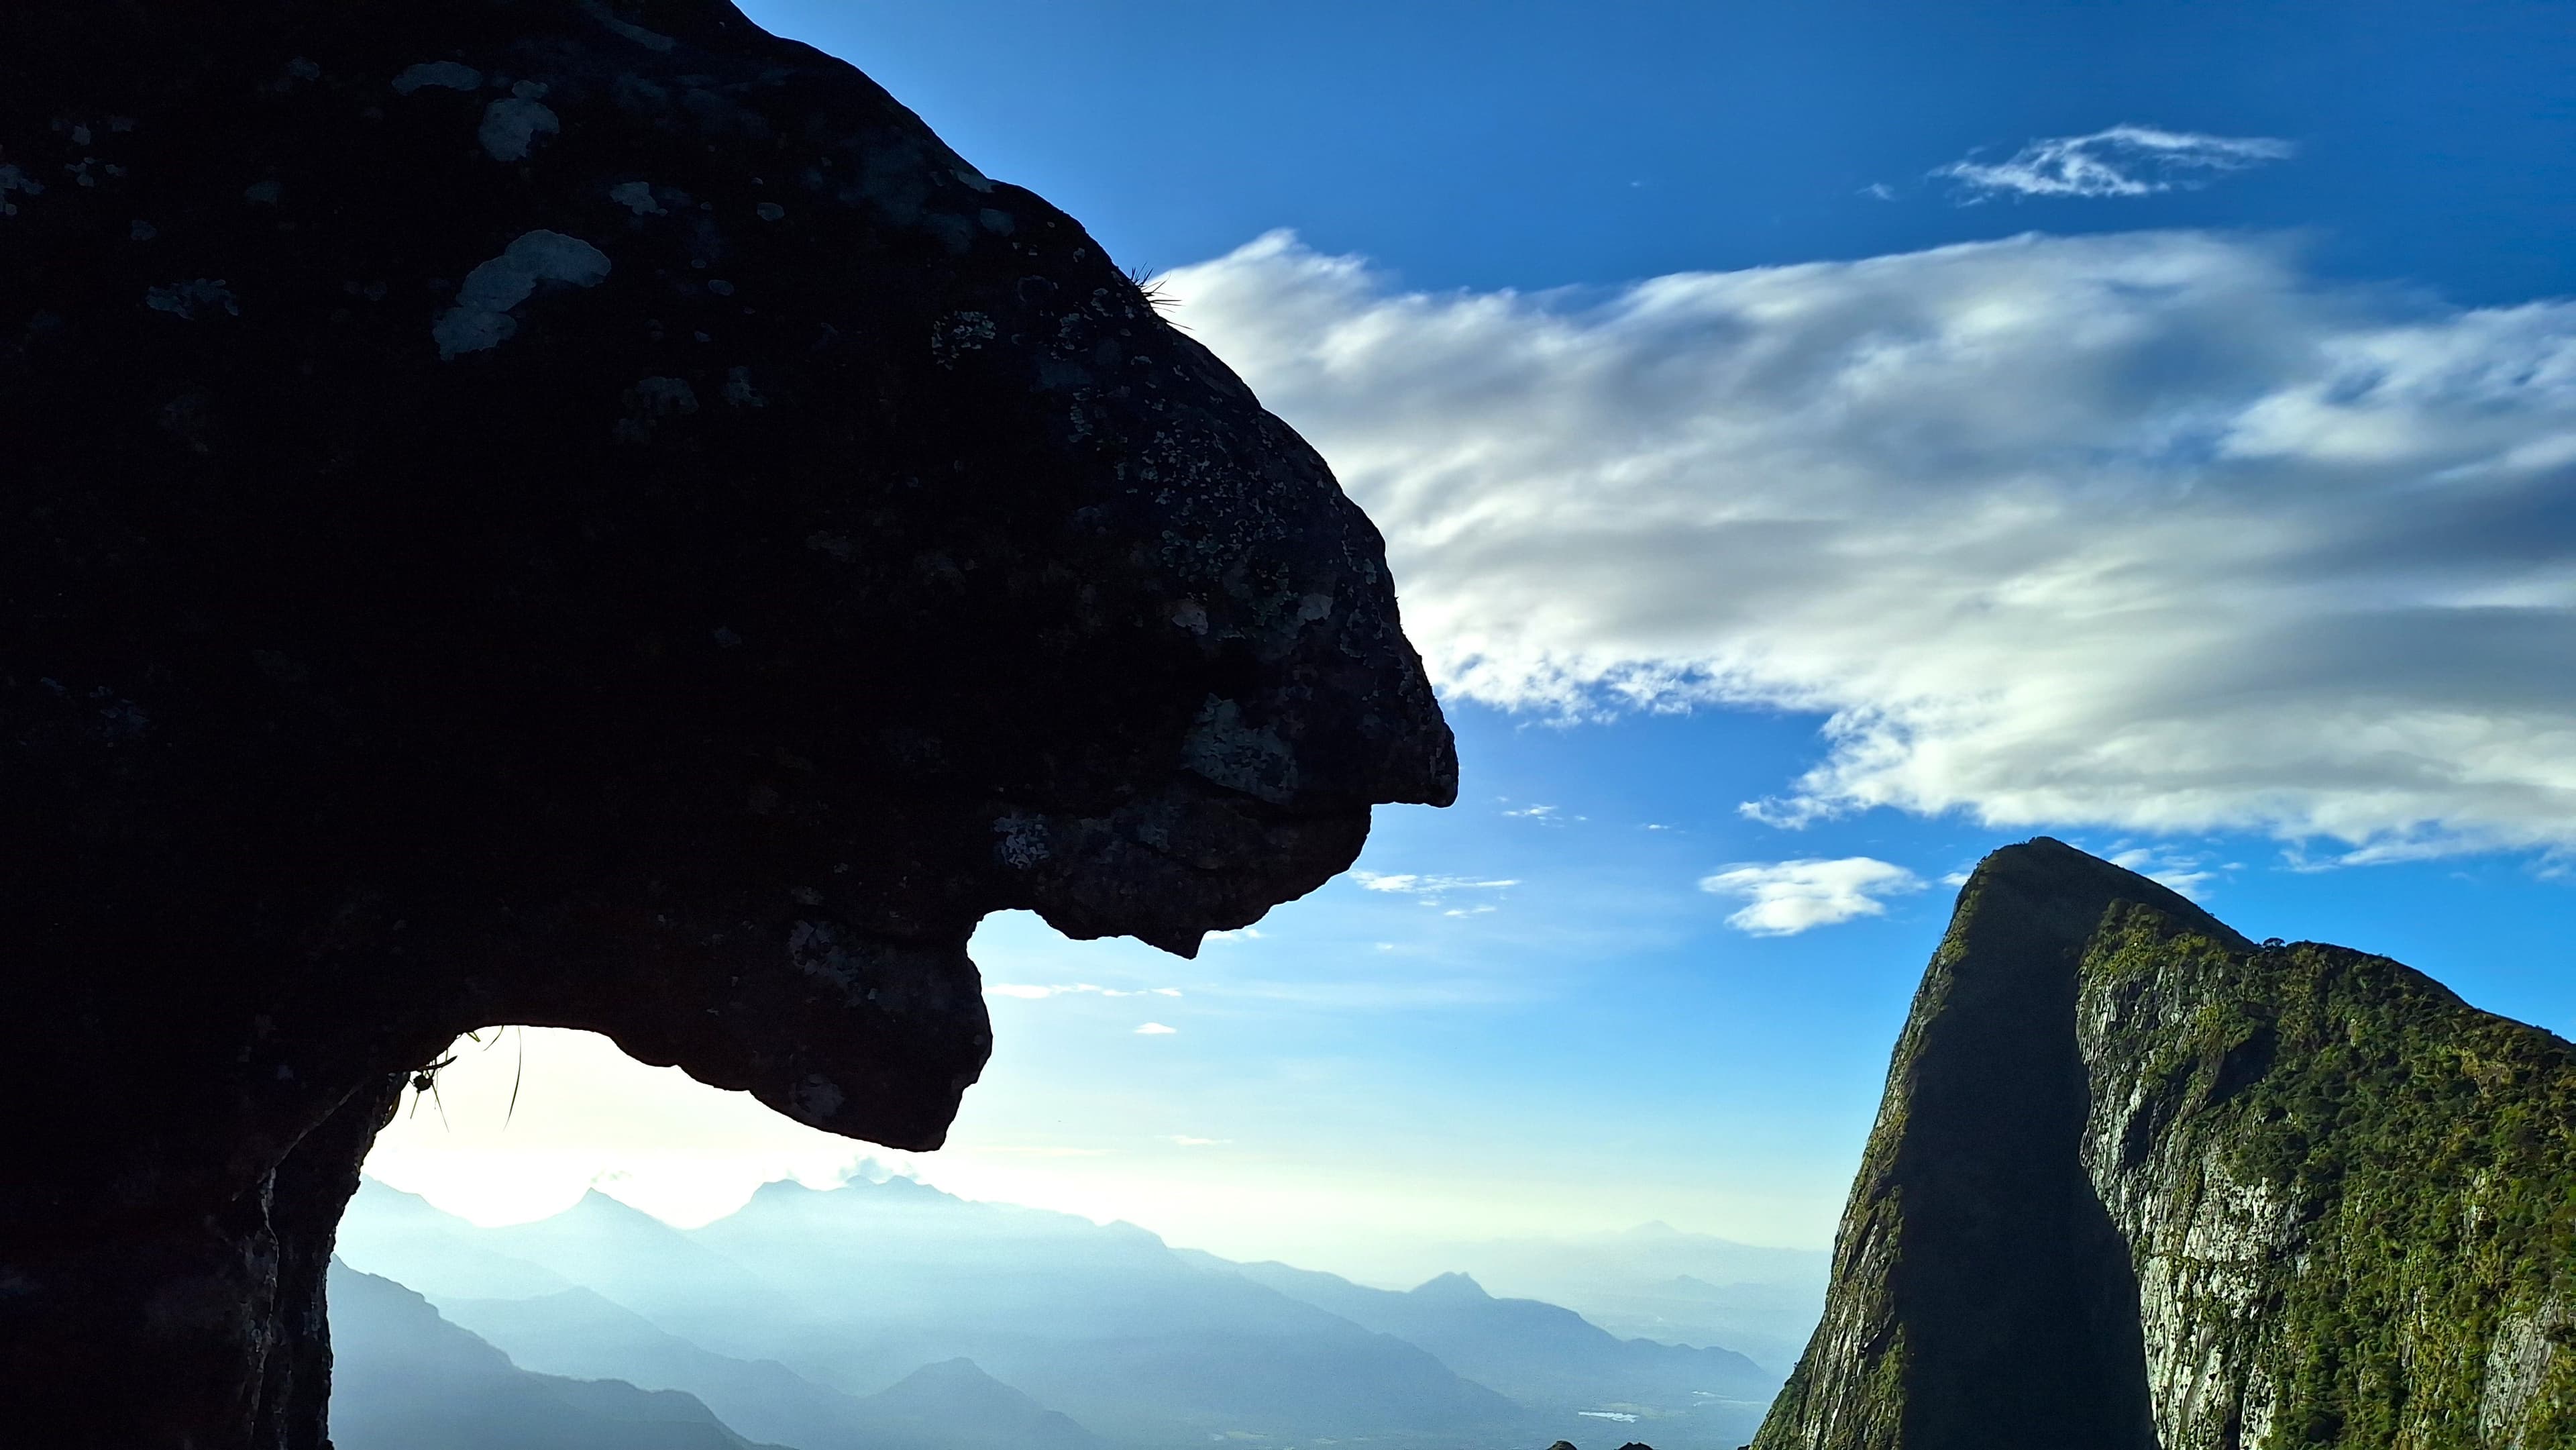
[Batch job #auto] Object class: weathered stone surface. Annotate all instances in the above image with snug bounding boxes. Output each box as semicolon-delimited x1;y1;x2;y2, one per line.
1754;839;2576;1450
0;2;1454;1444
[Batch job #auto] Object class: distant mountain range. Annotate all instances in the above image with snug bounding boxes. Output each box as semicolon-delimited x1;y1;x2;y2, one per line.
435;1285;1101;1450
329;1262;782;1450
335;1176;1805;1449
1426;1223;1829;1370
1208;1258;1773;1419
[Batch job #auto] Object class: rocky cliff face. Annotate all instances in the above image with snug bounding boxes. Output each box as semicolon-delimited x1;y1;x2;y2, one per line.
1755;839;2576;1450
0;2;1453;1445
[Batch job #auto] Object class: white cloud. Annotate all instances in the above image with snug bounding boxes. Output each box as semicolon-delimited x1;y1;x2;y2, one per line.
1203;927;1263;943
1167;1135;1231;1147
1503;804;1559;819
1353;871;1521;897
1161;230;2576;862
1700;858;1926;936
1936;125;2295;200
1860;182;1898;202
2104;844;2221;900
1134;1022;1179;1035
989;982;1180;1000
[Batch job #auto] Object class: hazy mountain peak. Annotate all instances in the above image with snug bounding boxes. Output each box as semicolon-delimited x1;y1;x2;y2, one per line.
743;1177;821;1205
564;1186;665;1223
876;1356;1014;1400
351;1176;453;1220
1413;1270;1491;1300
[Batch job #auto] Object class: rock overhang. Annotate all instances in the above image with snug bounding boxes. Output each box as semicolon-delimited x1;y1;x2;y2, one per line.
0;3;1452;1440
4;0;1454;1131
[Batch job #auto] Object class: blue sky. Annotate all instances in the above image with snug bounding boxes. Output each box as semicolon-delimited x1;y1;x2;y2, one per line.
368;0;2576;1279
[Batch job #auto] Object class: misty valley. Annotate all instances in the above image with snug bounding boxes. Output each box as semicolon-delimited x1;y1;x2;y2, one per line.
328;1176;1821;1450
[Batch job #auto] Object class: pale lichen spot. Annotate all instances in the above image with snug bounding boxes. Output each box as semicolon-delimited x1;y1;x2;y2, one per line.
0;164;46;216
608;180;665;215
391;61;483;95
480;97;561;162
1181;696;1302;806
994;813;1051;870
145;279;240;321
793;1075;846;1121
433;229;611;359
930;311;996;368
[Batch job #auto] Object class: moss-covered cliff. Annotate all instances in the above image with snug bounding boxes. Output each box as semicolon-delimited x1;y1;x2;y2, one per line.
1754;839;2576;1450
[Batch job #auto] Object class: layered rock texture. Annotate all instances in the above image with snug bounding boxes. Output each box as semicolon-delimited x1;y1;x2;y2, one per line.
0;2;1452;1445
1754;839;2576;1450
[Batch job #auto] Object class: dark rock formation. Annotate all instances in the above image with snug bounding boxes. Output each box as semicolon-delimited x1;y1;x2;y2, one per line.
0;2;1454;1445
1754;839;2576;1449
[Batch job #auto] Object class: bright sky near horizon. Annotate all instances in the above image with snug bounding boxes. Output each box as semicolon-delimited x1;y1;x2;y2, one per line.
366;0;2576;1281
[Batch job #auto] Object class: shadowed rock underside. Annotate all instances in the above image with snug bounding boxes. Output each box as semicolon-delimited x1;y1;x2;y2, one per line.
0;2;1454;1445
1754;839;2576;1450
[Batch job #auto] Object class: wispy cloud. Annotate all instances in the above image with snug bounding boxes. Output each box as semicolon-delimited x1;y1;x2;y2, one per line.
2104;844;2223;900
1935;124;2294;201
1860;182;1898;202
989;982;1183;1000
1503;804;1559;820
1167;1135;1231;1147
1353;871;1521;900
1162;230;2576;862
1700;858;1926;936
1134;1022;1179;1035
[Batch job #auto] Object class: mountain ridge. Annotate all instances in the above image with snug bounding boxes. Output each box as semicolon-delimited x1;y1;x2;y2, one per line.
341;1174;1780;1448
327;1261;784;1450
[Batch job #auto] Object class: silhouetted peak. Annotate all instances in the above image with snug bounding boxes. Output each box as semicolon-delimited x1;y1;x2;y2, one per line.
1412;1271;1490;1300
867;1355;1045;1413
559;1188;669;1227
745;1177;824;1205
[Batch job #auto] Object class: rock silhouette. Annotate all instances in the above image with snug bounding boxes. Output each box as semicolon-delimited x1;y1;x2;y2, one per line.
0;2;1454;1445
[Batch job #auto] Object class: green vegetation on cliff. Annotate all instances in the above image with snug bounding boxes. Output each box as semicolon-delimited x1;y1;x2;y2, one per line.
2084;911;2576;1446
1758;839;2576;1450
